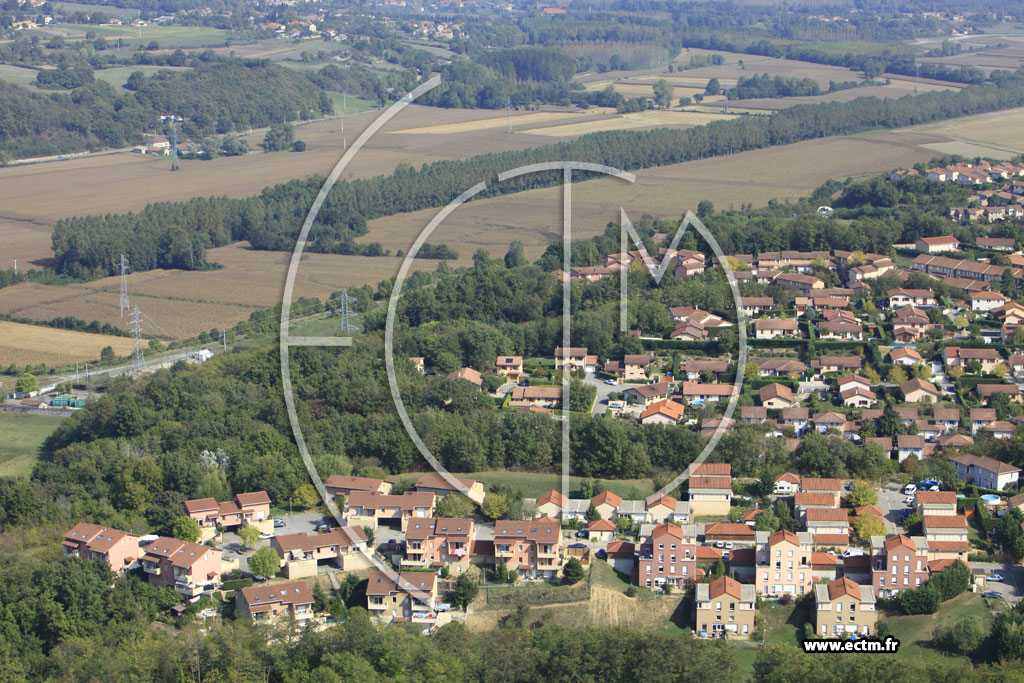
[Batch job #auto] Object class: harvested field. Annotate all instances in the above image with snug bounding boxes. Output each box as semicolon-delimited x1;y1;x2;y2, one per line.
909;106;1024;153
390;110;588;134
527;109;739;136
0;320;136;367
0;216;54;268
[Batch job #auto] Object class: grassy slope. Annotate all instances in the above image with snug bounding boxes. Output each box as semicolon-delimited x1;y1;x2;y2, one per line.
0;411;65;477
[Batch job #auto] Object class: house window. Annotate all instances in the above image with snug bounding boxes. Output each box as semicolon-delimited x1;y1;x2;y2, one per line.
715;602;722;611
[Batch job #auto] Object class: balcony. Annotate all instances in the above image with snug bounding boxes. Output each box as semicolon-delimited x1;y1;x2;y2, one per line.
143;562;161;575
367;598;386;611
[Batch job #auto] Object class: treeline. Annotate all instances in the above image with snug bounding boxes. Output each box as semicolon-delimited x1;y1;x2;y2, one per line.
0;59;330;159
0;313;133;338
728;73;823;99
50;67;1024;277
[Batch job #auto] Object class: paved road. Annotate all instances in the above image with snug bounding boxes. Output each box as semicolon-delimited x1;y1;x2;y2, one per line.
877;482;911;535
972;561;1024;606
581;374;630;416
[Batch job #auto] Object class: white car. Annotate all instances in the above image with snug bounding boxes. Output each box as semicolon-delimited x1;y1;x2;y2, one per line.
724;542;734;549
259;531;274;540
989;574;1004;582
604;379;617;385
904;497;915;505
714;541;725;548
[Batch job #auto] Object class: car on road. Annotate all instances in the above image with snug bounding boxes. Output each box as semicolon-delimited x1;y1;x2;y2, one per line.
259;531;274;540
904;484;917;495
989;574;1005;582
841;549;864;558
904;497;915;505
983;591;1003;599
273;518;286;528
604;379;617;385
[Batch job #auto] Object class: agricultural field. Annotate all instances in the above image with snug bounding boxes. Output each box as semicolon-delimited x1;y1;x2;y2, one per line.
49;2;140;19
908;106;1024;155
92;65;191;88
0;320;136;368
526;110;739;137
34;24;231;49
0;64;40;87
0;412;66;478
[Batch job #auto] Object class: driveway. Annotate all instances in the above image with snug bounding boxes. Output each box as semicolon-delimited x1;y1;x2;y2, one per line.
581;374;622;415
971;561;1024;606
876;482;910;535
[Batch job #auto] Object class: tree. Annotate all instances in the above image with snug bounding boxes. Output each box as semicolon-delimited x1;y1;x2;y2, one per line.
852;515;885;541
100;345;115;362
713;558;726;577
678;96;692;107
14;373;38;394
220;136;249;156
899;584;939;614
362;526;375;547
292;483;320;508
249;546;280;578
481;493;510;520
585;503;601;523
887;366;908;384
903;512;923;535
262;123;295;152
452;574;478;610
172;515;201;543
504;240;526;268
238;525;262;550
292;140;306;152
435;494;474;519
580;477;597;499
696;199;714;218
562;558;585;585
652;79;673;108
847;480;878;507
753;507;780;532
705;78;721;95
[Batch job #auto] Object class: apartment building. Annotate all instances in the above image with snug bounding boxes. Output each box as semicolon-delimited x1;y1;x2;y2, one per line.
870;534;930;597
324;475;392;500
236;581;314;624
754;529;815;597
695;576;756;638
183;491;272;540
637;522;697;589
141;537;222;596
494;517;563;579
403;517;474;574
271;527;371;578
62;523;140;573
345;491;435;531
814;577;877;637
365;571;440;625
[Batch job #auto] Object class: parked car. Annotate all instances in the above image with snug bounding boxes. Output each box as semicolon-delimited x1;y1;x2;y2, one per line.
314;523;331;533
259;531;274;540
604;379;617;385
983;591;1003;599
988;574;1004;582
724;542;734;549
904;484;917;495
841;549;864;558
714;541;725;548
596;548;607;560
575;530;588;539
904;497;915;505
273;518;285;528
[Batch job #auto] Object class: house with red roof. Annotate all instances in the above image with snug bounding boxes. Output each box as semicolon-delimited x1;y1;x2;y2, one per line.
62;523;140;573
637;522;696;589
696;576;756;637
183;491;272;540
236;581;314;624
814;577;877;636
494;517;563;579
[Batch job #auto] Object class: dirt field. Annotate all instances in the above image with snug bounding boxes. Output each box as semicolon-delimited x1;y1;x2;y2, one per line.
908;106;1024;154
0;320;136;367
527;110;738;137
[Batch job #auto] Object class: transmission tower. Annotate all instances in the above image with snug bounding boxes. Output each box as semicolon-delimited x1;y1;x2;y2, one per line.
129;306;146;373
170;121;180;172
118;254;130;317
506;96;513;134
330;289;359;333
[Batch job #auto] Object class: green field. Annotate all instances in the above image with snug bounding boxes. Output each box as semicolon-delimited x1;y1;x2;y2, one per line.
92;65;191;87
0;411;65;477
883;592;991;660
0;64;40;86
390;470;656;499
51;2;140;18
45;24;231;49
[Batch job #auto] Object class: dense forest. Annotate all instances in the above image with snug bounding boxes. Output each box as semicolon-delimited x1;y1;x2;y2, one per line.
0;59;330;159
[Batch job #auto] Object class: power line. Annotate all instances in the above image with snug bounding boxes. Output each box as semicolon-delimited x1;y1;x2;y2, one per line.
129;306;146;374
118;254;130;318
506;96;512;134
170;120;180;172
329;289;359;333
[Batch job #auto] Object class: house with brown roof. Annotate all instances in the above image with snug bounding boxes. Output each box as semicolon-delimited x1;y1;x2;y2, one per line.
811;355;861;375
814;577;877;637
704;522;756;546
888;347;924;366
639;399;687;425
754;529;814;597
637;522;696;589
509;385;561;408
819;319;864;341
695;576;756;638
870;534;929;597
448;367;483;387
271;527;371;578
970;407;997;434
236;581;314;624
494;517;563;579
688;475;733;516
773;472;801;495
757;358;807;377
915;236;960;254
754;318;800;340
495;355;523;381
554;347;596;372
403;517;474;574
800;478;842;506
944;346;1001;373
922;516;969;560
324;476;392;500
183;491;272;540
970;290;1007;312
625;381;672;407
976;383;1022;404
62;523;140;573
760;382;797;409
588;490;622;520
897;434;926;462
535;490;567;518
739;297;774;316
588;518;616;544
951;453;1021;490
804;508;850;536
605;354;650;382
365;571;441;625
414;474;485;505
345;491;436;531
888;288;937;308
794;493;839;519
900;378;941;403
781;407;810;434
645;493;678;524
141;537;222;596
680;358;730;381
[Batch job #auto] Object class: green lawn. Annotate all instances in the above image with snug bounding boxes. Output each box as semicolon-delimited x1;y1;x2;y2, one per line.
93;65;191;88
0;64;40;86
323;91;377;116
882;592;991;661
390;470;655;500
45;24;230;49
0;412;66;477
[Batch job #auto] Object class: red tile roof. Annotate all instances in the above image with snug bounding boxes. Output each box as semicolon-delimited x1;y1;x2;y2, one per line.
827;576;862;601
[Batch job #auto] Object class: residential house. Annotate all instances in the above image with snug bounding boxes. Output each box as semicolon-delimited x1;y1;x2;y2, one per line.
495;356;523;381
625;381;673;406
688;476;733;516
774;272;825;291
944;346;1001;373
977;237;1016;251
812;411;845;433
970;291;1007;312
535;490;569;519
414;474;485;505
915;492;958;518
681;359;729;381
976;383;1022;404
645;493;677;524
804;508;850;536
760;383;797;409
639;399;687;425
272;527;371;578
740;297;774;316
811;356;861;375
782;407;810;435
757;359;807;377
403;517;474;574
493;517;563;579
970;408;997;434
588;518;616;544
741;406;768;423
680;382;736;404
815;577;877;637
448;367;483;386
950;454;1021;490
896;435;926;462
922;516;969;560
236;581;314;624
754;319;800;340
553;347;596;372
819;319;864;341
754;529;815;597
183;491;272;540
508;385;561;408
62;523;140;573
773;473;801;495
324;476;392;501
695;576;756;637
409;357;426;374
986;420;1015;439
900;378;941;403
795;493;839;520
345;491;435;531
705;522;756;547
870;534;929;597
933;408;961;432
891;306;937;342
915;236;960;254
888;347;924;366
365;571;439;625
888;288;937;307
592;491;623;519
141;537;222;596
637;522;696;588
